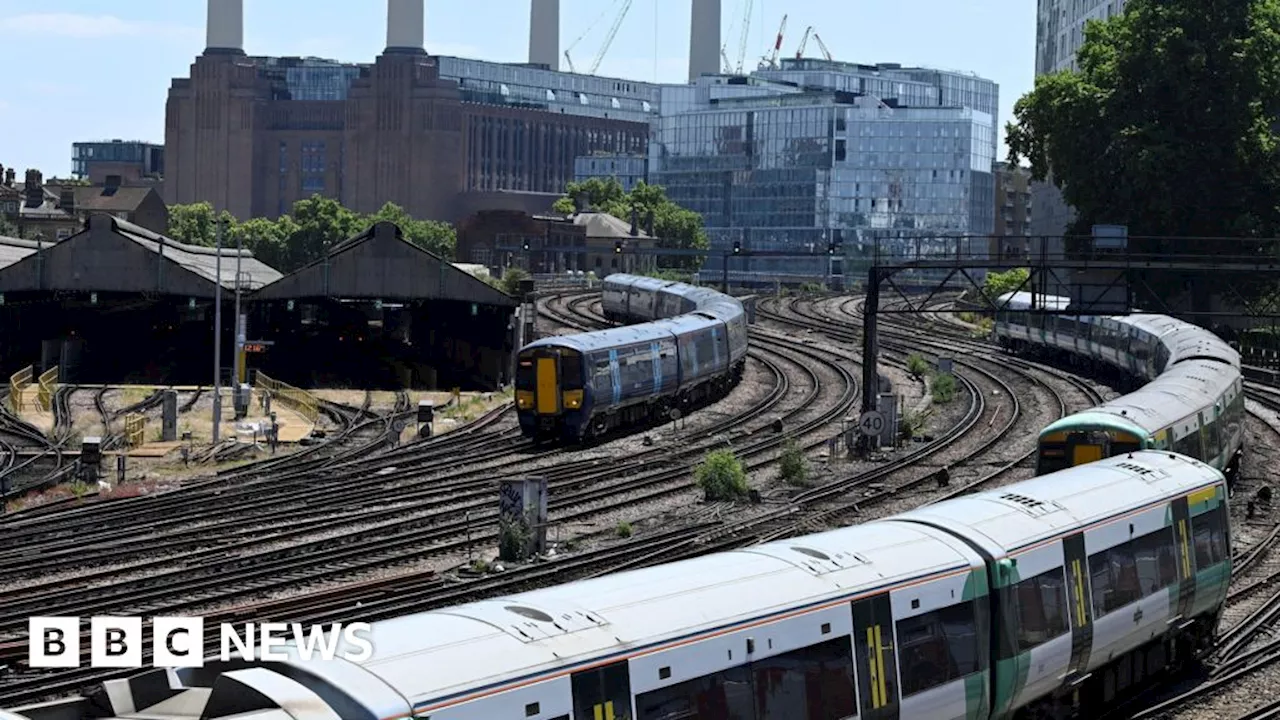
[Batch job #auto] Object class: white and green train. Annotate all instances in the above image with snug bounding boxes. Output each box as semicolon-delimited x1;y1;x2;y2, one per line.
992;291;1244;481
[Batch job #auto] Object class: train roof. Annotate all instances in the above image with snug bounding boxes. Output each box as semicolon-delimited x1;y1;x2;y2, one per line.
996;291;1070;311
521;322;675;352
1039;358;1239;437
889;451;1224;558
220;522;983;715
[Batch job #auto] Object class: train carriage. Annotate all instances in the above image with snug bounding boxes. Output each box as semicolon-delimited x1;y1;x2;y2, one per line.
46;454;1231;720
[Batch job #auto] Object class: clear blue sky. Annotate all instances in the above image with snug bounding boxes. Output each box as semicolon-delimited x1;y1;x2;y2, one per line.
0;0;1034;178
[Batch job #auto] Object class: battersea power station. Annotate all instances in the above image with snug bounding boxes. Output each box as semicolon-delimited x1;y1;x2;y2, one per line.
165;0;658;223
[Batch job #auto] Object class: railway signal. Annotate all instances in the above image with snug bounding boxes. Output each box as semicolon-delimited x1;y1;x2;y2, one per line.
614;241;622;254
522;239;531;251
732;240;742;255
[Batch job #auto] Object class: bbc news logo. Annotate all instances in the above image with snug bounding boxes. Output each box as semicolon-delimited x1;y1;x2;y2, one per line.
29;617;374;668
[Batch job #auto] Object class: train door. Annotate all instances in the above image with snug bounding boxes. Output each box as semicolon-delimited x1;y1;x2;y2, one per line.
536;354;561;415
852;593;900;719
1062;533;1094;680
571;660;633;720
1170;496;1197;623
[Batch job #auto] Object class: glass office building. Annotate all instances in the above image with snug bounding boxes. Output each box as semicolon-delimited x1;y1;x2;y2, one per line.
574;154;647;191
650;93;995;284
71;140;164;180
436;57;660;124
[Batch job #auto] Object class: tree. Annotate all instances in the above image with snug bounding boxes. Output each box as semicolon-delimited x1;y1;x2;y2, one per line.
284;195;363;269
552;178;710;271
1006;0;1280;240
229;217;291;271
982;268;1030;301
0;215;17;238
364;201;456;259
167;202;238;247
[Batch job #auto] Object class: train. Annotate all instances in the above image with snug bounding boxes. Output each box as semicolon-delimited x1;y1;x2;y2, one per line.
39;451;1230;720
991;291;1244;482
516;274;747;443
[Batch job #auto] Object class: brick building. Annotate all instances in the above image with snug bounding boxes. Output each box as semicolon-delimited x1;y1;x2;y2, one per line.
165;1;649;225
993;161;1033;261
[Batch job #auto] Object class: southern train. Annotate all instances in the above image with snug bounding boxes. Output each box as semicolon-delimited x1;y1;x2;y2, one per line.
516;274;747;443
27;452;1230;720
992;291;1244;482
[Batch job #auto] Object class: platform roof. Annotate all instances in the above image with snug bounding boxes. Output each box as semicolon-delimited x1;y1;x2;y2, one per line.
0;213;282;297
251;221;517;307
0;235;39;271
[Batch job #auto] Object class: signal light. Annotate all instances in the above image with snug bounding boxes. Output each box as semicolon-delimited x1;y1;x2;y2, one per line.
732;241;742;255
522;239;531;251
614;241;623;254
828;242;836;255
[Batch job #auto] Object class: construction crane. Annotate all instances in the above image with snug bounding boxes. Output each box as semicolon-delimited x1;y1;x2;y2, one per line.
758;14;787;69
733;0;754;74
812;32;834;61
562;0;633;75
721;45;733;73
795;26;813;58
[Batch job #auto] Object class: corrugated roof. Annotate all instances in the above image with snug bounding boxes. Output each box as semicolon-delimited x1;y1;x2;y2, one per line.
108;216;283;290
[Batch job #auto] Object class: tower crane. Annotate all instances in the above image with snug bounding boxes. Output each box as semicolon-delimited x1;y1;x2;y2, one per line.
562;0;633;75
733;0;754;74
721;45;733;73
758;14;787;69
795;26;813;58
812;32;834;61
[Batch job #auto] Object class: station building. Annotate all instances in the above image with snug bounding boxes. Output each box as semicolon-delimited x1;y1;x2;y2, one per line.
0;215;518;391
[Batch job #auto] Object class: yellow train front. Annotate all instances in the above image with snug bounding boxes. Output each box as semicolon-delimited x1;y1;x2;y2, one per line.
515;342;588;442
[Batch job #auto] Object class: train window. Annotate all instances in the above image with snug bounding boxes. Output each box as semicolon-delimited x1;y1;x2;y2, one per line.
1089;541;1140;615
1192;506;1228;570
749;636;857;719
1204;418;1221;460
895;601;981;697
560;353;584;390
1133;528;1178;595
572;661;632;720
1173;430;1201;460
635;664;756;720
1001;567;1069;656
1037;444;1071;475
516;358;536;389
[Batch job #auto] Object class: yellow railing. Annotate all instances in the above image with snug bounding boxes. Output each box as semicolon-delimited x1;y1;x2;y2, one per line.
124;413;146;448
36;366;58;413
255;371;319;424
8;366;32;414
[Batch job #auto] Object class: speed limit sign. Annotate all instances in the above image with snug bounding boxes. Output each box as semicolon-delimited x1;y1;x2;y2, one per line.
858;410;886;437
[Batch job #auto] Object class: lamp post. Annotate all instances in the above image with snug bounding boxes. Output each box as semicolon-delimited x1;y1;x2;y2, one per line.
212;219;224;444
233;231;244;387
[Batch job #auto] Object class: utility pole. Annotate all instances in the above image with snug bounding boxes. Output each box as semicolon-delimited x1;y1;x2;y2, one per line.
234;231;244;386
212;218;224;444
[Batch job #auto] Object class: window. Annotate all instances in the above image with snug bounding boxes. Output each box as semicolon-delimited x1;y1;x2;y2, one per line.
560;351;584;390
636;664;756;720
1001;567;1069;656
749;636;857;719
1088;528;1176;616
1173;429;1201;460
515;356;535;390
896;601;981;697
1192;505;1228;570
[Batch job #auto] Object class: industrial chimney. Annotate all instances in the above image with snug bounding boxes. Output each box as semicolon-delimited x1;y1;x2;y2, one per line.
688;0;721;82
205;0;244;55
529;0;560;70
386;0;426;54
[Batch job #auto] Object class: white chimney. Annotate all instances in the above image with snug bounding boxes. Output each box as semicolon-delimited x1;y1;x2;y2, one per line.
529;0;560;70
688;0;721;82
386;0;425;53
205;0;244;54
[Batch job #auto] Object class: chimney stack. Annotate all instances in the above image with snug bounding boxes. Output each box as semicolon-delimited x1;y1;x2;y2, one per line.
385;0;425;54
688;0;722;82
529;0;560;70
205;0;244;55
24;169;43;208
59;186;76;214
3;168;13;187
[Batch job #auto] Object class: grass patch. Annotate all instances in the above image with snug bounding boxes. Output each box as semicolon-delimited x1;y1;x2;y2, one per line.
931;372;958;403
906;353;930;379
694;448;749;500
616;521;633;538
779;437;811;487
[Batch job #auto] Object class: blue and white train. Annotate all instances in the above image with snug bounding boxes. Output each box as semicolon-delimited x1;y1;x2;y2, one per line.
516;275;747;443
20;452;1229;720
991;291;1244;481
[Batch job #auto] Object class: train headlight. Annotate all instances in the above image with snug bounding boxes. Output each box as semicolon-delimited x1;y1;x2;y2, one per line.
516;391;534;409
563;390;583;409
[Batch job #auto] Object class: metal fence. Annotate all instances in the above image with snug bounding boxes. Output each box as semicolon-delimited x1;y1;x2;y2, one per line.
255;371;319;424
35;366;58;413
8;366;31;414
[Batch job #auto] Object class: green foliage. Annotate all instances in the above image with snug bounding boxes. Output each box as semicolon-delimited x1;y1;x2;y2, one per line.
643;268;695;283
931;372;957;403
500;267;531;296
554;177;710;271
982;268;1030;301
166;197;457;273
797;281;827;293
1006;0;1280;239
779;437;810;487
694;448;749;500
0;215;17;237
498;515;532;562
616;521;633;538
906;353;930;379
167;201;238;247
900;409;929;440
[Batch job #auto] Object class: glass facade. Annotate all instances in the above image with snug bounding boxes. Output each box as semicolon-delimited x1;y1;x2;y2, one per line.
255;56;365;101
574;154;647;191
437;57;660;124
650;95;995;283
71;140;164;179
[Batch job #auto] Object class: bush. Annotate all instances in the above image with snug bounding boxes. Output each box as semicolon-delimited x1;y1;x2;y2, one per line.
499;267;531;296
694;448;749;500
779;437;809;486
498;516;532;561
900;409;929;440
906;353;930;379
797;281;827;294
616;521;633;538
931;372;957;403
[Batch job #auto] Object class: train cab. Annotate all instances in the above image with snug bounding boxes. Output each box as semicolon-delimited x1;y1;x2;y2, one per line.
515;344;586;441
1037;413;1148;475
